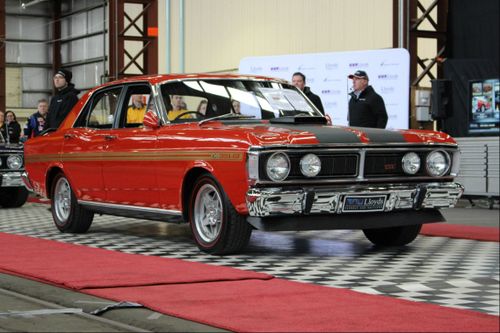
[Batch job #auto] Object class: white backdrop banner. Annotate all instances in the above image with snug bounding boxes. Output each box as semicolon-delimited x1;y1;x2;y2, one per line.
239;48;409;130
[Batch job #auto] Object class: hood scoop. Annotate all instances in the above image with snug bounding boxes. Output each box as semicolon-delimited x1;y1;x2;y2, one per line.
269;116;327;125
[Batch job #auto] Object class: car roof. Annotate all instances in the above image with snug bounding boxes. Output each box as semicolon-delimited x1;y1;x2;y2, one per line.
94;73;289;90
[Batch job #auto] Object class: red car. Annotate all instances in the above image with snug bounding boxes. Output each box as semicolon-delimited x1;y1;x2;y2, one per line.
23;74;463;254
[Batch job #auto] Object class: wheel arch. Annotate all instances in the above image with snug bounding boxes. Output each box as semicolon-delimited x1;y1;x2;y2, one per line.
181;167;211;222
46;166;64;199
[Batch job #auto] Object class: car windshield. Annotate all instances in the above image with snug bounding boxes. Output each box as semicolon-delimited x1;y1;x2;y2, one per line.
158;79;323;122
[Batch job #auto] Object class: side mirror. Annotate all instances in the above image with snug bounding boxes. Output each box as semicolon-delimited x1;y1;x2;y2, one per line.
143;110;160;129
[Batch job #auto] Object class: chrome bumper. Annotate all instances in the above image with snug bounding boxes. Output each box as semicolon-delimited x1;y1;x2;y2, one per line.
246;182;464;217
0;171;25;188
21;171;34;192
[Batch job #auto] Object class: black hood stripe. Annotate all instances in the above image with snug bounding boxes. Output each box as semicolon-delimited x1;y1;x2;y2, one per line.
257;124;407;144
351;127;407;143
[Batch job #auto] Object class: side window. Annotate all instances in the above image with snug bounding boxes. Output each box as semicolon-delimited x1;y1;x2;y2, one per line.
160;81;217;121
76;87;122;129
119;85;152;128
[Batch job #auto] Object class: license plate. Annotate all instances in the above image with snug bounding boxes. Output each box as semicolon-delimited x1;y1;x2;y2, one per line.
343;195;386;212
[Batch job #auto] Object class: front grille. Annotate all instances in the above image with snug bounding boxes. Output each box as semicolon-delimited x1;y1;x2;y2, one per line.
256;147;456;183
261;153;358;180
364;152;427;177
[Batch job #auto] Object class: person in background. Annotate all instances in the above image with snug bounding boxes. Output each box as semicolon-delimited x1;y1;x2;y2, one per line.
196;100;208;116
347;70;388;129
126;95;147;123
291;72;325;115
232;100;241;114
167;95;192;121
46;69;80;130
0;110;22;144
23;99;49;139
0;111;6;142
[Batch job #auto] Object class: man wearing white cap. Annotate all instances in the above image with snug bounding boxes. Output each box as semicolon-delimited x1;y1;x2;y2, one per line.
348;70;388;129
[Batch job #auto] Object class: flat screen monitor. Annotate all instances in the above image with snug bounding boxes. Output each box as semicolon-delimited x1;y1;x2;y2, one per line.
468;78;500;136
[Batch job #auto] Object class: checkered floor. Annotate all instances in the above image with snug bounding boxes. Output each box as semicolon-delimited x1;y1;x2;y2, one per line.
1;203;498;316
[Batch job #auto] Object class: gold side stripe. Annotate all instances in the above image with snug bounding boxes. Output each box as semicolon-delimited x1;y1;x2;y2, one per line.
25;151;244;163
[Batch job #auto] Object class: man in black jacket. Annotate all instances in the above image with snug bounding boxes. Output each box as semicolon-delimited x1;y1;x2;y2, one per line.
292;72;325;115
46;69;80;130
348;70;388;129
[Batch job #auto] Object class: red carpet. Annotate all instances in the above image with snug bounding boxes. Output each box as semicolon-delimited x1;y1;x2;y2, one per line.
88;280;499;333
0;233;271;289
0;232;498;332
421;224;499;242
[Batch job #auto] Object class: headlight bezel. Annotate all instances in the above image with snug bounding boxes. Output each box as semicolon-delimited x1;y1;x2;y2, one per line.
426;150;450;177
7;154;23;170
265;152;291;182
299;153;322;177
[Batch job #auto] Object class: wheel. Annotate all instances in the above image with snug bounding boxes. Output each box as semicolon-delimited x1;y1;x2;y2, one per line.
0;187;29;208
189;174;252;254
51;173;94;233
363;224;422;246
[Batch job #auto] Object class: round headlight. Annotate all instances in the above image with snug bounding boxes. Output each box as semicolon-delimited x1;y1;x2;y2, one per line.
266;152;290;181
300;153;321;177
426;150;449;176
401;152;420;175
7;155;23;169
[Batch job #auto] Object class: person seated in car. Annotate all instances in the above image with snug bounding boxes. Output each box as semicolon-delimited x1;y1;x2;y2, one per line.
232;100;241;114
167;95;193;121
127;95;147;123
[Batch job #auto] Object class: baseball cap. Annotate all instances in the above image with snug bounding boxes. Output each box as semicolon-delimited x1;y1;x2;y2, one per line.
348;70;368;80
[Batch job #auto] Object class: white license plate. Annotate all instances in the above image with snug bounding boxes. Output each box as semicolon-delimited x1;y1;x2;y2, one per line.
343;195;387;212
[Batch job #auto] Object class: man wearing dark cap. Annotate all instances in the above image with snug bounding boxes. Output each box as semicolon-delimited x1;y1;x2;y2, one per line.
45;69;80;130
347;70;388;129
292;72;325;115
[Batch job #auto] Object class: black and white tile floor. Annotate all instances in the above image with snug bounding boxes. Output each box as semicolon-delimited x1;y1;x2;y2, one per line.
1;203;498;316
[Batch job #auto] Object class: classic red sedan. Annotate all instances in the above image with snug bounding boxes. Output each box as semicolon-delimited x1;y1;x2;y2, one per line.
23;74;463;254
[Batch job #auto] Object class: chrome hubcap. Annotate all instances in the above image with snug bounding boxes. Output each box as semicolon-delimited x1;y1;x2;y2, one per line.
54;177;71;224
194;183;223;243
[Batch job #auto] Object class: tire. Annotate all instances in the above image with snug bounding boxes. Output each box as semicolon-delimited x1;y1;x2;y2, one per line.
363;224;422;246
188;174;252;255
0;187;29;208
51;173;94;233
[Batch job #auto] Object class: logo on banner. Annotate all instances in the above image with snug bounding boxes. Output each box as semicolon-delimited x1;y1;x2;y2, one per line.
270;66;289;72
250;66;263;72
380;61;399;67
349;62;369;68
323;77;341;82
321;89;342;95
325;101;338;108
380;86;395;94
378;74;399;80
298;64;315;71
325;63;339;70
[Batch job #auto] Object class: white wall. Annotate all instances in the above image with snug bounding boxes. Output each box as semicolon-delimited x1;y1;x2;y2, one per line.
158;0;394;74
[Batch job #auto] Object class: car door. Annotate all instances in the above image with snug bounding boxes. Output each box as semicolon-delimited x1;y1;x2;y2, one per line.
101;84;159;207
61;86;123;202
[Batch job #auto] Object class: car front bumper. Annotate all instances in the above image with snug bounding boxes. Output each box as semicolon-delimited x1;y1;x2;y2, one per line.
0;171;25;188
246;182;464;217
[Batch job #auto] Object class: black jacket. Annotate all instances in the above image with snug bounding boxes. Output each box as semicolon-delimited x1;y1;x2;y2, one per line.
348;85;388;129
46;84;80;130
0;121;21;143
303;86;325;115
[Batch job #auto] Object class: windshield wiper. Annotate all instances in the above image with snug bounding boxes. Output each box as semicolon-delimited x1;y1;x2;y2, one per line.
198;113;256;126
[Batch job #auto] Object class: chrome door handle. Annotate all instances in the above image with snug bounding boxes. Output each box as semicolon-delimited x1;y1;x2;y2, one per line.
64;133;75;139
104;135;117;141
